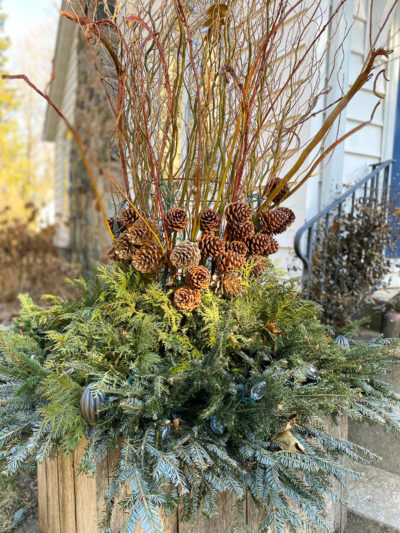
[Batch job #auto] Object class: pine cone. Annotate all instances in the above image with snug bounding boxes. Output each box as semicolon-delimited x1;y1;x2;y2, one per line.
170;241;201;269
249;234;279;255
227;240;248;256
227;221;255;242
126;219;160;246
113;231;137;261
225;202;253;225
264;178;289;203
185;265;211;290
174;286;201;311
198;234;225;258
211;272;244;298
165;207;189;232
260;207;295;234
107;217;124;235
131;243;165;273
120;207;145;228
217;250;246;272
247;254;270;277
200;208;220;233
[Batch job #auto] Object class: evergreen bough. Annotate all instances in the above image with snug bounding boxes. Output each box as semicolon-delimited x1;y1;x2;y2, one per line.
0;264;399;533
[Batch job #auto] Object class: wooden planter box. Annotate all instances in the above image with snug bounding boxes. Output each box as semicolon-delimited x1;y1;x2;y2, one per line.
38;417;347;532
37;439;261;533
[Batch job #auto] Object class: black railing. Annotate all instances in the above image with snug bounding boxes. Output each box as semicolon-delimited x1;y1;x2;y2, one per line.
294;160;394;299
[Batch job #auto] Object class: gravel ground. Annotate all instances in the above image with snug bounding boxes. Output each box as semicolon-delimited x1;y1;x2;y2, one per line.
0;466;38;533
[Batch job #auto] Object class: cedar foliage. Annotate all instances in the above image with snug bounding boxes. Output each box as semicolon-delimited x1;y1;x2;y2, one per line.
0;264;399;532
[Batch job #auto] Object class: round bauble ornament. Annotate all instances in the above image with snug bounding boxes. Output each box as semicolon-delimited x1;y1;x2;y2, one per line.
210;415;225;435
334;335;350;349
80;384;106;434
306;365;318;382
250;381;267;400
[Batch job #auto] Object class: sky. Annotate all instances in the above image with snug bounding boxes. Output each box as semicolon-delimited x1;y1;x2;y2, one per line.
3;0;58;42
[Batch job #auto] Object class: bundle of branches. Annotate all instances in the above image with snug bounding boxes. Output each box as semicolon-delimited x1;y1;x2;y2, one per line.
0;205;78;307
306;199;396;328
1;1;400;532
0;264;399;532
4;0;396;264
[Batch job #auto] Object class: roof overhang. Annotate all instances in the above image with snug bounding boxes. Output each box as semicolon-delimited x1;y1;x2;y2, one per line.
43;0;77;141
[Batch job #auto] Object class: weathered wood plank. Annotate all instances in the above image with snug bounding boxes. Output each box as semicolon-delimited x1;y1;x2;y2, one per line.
108;447;127;533
179;492;237;533
74;439;97;533
324;416;348;533
45;455;61;533
57;452;77;533
96;452;110;531
246;490;262;533
37;460;48;533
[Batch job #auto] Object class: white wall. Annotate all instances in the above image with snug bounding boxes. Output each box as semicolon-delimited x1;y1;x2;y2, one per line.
279;0;400;278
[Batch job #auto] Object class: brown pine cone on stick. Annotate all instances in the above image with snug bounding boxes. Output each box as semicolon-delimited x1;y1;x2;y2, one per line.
126;219;160;246
227;240;248;256
186;265;211;290
247;254;270;277
260;207;295;234
217;250;246;272
198;234;225;258
174;286;201;311
131;243;165;274
120;207;146;228
107;217;124;235
225;202;253;225
170;241;201;269
227;221;255;242
211;272;244;298
249;234;279;255
113;231;137;261
165;207;189;232
264;178;289;203
200;208;220;233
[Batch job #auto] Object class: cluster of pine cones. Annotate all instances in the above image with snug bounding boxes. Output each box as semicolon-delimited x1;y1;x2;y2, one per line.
109;183;295;312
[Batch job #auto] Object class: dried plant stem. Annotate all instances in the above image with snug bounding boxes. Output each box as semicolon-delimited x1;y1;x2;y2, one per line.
257;47;391;214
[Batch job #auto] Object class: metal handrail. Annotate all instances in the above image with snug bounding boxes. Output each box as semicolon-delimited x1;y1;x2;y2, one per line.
294;160;394;281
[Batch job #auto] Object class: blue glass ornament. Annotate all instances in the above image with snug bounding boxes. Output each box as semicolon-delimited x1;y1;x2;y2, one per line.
334;335;350;349
210;415;225;435
250;381;267;400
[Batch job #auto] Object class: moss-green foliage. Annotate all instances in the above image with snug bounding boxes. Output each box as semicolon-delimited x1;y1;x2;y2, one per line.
0;264;399;532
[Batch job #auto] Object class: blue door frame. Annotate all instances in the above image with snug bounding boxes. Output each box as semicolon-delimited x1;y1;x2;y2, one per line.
389;69;400;257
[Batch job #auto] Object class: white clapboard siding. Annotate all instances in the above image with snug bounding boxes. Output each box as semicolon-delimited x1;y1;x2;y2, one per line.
342;0;390;185
54;27;78;248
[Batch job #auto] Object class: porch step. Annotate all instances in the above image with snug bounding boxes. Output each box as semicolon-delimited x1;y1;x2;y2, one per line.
348;405;400;476
345;464;400;532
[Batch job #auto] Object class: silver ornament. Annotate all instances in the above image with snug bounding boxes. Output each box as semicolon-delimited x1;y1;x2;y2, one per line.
80;384;106;431
334;335;350;349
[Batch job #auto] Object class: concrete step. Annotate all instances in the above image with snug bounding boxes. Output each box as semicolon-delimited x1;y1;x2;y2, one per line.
348;405;400;476
345;463;400;533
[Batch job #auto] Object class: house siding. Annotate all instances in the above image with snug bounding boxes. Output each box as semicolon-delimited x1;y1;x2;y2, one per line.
53;27;78;248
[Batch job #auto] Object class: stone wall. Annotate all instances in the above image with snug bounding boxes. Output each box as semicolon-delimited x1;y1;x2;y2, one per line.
68;1;118;271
